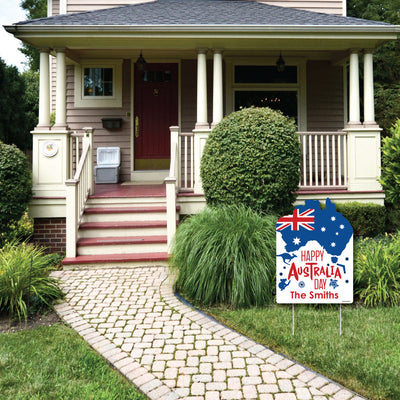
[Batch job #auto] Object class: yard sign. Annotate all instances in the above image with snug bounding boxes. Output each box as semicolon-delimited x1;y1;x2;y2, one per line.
276;198;353;304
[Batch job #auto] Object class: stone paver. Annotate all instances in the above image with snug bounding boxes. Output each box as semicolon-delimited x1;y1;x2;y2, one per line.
52;267;368;400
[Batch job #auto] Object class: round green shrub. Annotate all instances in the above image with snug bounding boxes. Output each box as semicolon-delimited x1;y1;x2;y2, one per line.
170;205;277;308
200;107;301;216
0;141;32;247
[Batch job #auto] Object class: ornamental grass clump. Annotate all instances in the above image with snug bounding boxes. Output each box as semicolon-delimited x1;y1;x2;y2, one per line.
354;234;400;307
170;205;277;308
0;242;63;321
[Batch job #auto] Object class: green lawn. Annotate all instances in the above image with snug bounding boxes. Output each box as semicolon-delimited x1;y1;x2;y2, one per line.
0;323;147;400
207;304;400;400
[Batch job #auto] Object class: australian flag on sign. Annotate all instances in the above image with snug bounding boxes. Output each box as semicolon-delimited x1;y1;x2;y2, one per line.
277;198;352;260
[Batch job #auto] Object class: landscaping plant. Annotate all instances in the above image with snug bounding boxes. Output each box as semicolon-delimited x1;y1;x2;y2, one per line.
0;242;63;321
380;119;400;205
0;141;32;247
170;205;277;308
200;107;301;216
354;234;400;307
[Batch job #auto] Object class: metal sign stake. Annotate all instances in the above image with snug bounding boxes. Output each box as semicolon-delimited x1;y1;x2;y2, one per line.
340;304;342;336
292;304;295;335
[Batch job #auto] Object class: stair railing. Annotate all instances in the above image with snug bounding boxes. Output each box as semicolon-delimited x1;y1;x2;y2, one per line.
165;126;179;251
65;128;94;258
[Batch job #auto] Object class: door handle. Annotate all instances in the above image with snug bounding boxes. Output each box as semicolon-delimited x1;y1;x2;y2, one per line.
135;116;139;138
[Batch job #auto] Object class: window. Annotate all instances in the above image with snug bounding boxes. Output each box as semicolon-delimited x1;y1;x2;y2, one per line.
235;90;298;120
234;65;297;84
74;60;122;108
84;68;113;97
225;59;306;129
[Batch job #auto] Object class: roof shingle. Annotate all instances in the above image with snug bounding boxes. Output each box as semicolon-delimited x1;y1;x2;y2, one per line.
16;0;389;27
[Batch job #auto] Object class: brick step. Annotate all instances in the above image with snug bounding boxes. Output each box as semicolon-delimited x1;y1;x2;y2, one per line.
86;197;167;208
82;205;180;223
77;235;167;255
78;220;168;238
62;252;169;268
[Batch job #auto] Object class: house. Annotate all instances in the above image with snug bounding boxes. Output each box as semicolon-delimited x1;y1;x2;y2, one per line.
4;0;400;266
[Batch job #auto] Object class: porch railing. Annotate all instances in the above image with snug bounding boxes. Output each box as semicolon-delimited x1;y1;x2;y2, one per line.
65;128;94;258
179;131;194;190
165;126;179;250
298;131;348;189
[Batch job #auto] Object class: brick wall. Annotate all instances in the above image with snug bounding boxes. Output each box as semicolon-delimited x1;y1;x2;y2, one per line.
33;218;66;254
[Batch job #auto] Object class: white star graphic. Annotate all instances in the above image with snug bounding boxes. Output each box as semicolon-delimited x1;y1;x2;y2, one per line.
321;227;326;232
331;242;336;247
340;224;344;229
331;216;336;221
336;232;339;236
293;237;301;245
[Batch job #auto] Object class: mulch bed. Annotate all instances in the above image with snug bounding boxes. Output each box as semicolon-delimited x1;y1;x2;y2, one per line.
0;310;61;334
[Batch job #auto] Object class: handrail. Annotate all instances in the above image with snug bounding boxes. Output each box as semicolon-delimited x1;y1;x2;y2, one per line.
65;127;94;258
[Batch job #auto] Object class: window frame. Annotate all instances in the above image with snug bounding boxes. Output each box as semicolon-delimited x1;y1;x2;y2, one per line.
225;57;307;131
74;60;123;108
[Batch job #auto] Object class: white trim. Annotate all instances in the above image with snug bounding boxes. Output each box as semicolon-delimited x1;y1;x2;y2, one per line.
47;0;52;17
225;57;307;130
60;0;67;15
74;60;123;108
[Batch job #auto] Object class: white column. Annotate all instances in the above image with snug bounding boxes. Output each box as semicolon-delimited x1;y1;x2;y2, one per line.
54;49;68;130
348;51;361;126
363;51;376;126
212;49;224;127
196;49;209;129
37;49;51;129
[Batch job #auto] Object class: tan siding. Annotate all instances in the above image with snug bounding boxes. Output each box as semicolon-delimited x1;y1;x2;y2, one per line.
262;0;343;15
66;60;132;182
66;0;154;13
181;60;197;133
306;60;344;131
52;0;60;15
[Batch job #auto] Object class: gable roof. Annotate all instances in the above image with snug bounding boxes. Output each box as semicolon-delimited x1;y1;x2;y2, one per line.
13;0;390;27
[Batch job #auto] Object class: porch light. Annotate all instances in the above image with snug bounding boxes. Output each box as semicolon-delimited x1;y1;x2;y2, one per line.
276;52;285;72
135;51;146;71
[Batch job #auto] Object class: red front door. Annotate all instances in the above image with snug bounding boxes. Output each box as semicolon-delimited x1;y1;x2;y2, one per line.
134;63;178;170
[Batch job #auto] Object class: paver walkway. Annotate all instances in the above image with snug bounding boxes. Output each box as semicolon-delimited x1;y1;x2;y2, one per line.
52;267;367;400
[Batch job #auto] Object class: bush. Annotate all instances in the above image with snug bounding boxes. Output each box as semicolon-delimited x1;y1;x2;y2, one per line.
170;205;277;308
334;202;386;237
0;141;32;247
0;242;63;321
380;119;400;205
0;211;34;246
354;234;400;307
200;107;301;216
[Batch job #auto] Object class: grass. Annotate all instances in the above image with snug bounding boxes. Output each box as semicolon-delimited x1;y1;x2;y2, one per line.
207;304;400;400
0;323;148;400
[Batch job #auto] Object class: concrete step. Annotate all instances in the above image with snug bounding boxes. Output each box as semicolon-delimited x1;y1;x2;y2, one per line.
78;220;168;238
62;252;169;268
77;235;167;256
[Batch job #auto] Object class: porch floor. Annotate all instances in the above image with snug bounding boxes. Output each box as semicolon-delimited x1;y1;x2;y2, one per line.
91;183;166;198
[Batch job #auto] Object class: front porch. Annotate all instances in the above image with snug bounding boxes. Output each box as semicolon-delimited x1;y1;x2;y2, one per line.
52;122;383;263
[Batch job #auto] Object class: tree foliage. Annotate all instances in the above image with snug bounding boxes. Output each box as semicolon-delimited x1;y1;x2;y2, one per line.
348;0;400;135
0;59;31;149
20;0;47;71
